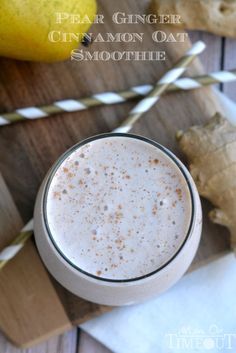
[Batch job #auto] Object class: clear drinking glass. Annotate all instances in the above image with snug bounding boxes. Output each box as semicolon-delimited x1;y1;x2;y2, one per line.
34;133;202;306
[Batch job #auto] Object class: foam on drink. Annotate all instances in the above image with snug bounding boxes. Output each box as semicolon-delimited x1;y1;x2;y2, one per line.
45;135;192;280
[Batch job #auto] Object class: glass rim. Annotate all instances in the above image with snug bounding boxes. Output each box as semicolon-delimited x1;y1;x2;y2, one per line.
43;133;195;283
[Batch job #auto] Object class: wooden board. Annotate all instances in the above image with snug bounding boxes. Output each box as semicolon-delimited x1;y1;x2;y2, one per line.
0;0;231;349
0;174;72;347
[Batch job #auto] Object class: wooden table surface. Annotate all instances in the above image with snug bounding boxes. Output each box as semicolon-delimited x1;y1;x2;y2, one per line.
0;1;235;352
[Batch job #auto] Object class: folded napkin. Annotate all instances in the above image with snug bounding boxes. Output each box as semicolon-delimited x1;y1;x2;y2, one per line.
81;253;236;353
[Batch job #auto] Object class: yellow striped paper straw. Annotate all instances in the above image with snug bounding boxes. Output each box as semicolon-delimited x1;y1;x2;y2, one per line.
0;220;34;270
114;41;206;133
1;67;235;126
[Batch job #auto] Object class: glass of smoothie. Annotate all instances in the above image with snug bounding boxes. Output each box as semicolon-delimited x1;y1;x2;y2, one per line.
34;133;202;306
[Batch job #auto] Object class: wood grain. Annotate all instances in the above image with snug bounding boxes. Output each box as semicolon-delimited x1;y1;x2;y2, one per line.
78;331;112;353
223;38;236;98
0;174;23;249
0;0;232;351
0;174;72;347
0;328;77;353
188;31;222;91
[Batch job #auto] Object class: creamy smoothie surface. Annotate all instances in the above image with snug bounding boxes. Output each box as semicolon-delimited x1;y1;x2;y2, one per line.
45;135;192;280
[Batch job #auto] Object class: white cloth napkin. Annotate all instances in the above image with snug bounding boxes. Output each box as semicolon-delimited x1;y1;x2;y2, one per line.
81;253;236;353
81;92;236;353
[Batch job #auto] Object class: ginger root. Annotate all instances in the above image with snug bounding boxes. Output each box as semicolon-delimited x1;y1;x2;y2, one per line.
151;0;236;38
177;113;236;252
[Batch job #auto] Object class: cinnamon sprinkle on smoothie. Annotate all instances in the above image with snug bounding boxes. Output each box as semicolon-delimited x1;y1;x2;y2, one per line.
46;136;192;280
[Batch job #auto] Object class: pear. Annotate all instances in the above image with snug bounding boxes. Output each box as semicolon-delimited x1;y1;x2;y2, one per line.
0;0;97;62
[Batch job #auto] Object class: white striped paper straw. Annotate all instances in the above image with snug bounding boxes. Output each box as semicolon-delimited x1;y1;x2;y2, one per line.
1;68;235;126
114;41;206;133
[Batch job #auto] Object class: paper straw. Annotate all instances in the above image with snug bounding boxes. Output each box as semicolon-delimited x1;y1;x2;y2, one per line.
1;68;235;126
0;41;205;270
113;41;206;133
0;220;34;270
